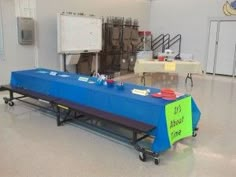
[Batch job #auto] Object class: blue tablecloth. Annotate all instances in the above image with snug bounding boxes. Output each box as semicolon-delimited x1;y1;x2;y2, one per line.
10;68;201;153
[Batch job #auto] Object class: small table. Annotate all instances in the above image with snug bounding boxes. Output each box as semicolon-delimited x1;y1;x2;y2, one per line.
134;59;202;86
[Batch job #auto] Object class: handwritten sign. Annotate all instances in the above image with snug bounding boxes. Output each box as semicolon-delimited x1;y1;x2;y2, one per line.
164;62;176;71
131;89;149;96
165;96;192;145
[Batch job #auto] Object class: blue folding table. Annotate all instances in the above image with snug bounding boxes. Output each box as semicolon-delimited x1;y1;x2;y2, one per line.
10;68;201;154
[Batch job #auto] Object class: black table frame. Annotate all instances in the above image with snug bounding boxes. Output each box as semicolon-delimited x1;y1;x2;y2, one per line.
1;85;161;165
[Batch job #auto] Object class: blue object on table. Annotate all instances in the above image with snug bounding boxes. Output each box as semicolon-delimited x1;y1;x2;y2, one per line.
116;83;124;90
96;78;104;86
106;79;115;88
10;68;201;153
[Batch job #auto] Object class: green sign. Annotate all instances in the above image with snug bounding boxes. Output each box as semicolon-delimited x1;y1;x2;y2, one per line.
165;96;192;145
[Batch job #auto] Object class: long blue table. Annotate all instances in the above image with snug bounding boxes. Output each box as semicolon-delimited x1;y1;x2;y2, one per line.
10;68;201;153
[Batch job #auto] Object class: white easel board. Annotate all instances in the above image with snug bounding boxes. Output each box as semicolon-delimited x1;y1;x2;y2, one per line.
57;13;102;53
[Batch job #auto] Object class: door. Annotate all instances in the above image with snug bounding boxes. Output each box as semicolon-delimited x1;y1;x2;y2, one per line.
206;20;236;75
206;21;218;73
215;21;236;75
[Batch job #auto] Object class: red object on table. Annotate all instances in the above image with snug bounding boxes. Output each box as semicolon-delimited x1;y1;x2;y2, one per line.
152;88;177;100
161;88;175;94
161;88;176;100
162;96;176;100
158;56;165;61
151;92;162;98
106;79;114;83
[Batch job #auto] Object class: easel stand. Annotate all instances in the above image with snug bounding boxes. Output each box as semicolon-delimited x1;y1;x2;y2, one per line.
62;53;79;73
95;53;98;75
57;13;102;75
63;53;67;72
62;52;99;75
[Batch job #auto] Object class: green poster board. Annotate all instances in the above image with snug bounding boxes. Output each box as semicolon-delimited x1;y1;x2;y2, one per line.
165;96;192;145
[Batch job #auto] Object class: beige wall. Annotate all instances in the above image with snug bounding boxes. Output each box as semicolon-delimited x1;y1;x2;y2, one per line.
0;0;35;84
0;0;150;84
150;0;228;67
36;0;151;70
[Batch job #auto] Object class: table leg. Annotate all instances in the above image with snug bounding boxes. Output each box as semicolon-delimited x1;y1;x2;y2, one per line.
185;73;193;87
131;132;137;145
56;106;61;126
63;53;67;72
141;73;146;86
9;90;14;100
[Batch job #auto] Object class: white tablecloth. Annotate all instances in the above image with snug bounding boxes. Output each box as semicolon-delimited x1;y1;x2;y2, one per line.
134;59;202;74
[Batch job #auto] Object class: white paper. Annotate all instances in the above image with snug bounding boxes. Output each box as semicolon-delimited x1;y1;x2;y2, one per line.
49;71;57;76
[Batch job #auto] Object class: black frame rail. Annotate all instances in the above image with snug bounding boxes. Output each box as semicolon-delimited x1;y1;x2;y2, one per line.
165;34;182;59
151;34;182;60
0;85;161;165
151;34;171;55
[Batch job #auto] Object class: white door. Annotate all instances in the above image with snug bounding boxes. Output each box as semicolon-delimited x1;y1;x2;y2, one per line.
215;21;236;75
206;21;218;73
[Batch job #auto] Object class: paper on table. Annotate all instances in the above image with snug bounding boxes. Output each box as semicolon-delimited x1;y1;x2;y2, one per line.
59;74;70;78
36;70;48;74
78;77;89;82
164;62;176;71
131;89;149;96
49;71;57;76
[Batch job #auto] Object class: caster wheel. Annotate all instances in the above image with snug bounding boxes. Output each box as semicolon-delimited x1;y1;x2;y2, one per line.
139;152;146;162
8;101;14;107
3;98;8;104
192;132;197;137
154;158;160;165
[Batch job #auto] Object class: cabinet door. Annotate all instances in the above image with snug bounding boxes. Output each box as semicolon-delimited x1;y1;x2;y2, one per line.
206;22;218;73
215;22;236;75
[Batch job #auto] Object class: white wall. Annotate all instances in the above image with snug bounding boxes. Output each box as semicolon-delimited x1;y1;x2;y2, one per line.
0;0;150;84
0;0;35;84
36;0;151;70
150;0;227;67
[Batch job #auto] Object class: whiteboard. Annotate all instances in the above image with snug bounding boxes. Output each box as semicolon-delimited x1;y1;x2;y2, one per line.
57;13;102;53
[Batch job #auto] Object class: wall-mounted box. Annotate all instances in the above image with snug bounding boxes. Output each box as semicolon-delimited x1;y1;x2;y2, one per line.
17;17;34;45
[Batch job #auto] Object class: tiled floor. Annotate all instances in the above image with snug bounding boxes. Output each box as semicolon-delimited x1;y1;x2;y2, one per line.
0;73;236;177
